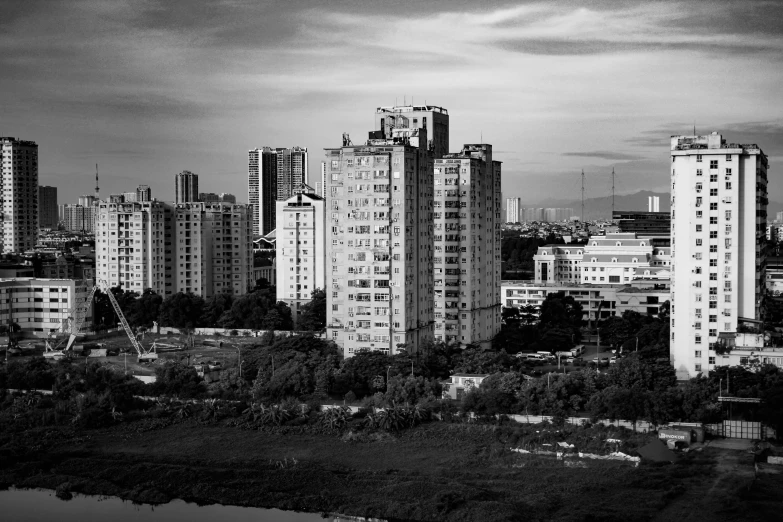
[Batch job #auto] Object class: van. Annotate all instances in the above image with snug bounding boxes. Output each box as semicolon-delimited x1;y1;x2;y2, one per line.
526;353;546;361
570;345;585;357
536;351;555;361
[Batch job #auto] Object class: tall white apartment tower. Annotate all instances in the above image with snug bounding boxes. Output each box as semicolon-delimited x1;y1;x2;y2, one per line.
1;137;39;253
506;197;521;223
276;190;326;323
670;132;768;379
434;144;502;348
325;136;435;357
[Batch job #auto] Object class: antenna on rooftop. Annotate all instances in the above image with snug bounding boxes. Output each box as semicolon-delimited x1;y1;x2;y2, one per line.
581;170;585;222
611;167;615;216
693;120;696;136
95;163;100;200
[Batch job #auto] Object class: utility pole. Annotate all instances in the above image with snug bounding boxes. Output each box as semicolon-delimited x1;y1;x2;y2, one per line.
581;170;585;222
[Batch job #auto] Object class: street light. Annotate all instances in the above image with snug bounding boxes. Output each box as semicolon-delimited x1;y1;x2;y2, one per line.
386;365;392;390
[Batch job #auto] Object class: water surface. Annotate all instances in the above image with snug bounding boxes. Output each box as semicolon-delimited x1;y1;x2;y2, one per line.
0;487;328;521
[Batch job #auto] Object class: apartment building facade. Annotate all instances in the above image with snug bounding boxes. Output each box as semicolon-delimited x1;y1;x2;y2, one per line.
95;201;253;297
670;132;768;378
433;144;502;347
275;190;326;322
325;139;435;357
1;137;39;253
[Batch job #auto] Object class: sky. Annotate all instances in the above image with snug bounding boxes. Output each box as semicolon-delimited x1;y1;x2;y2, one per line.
2;0;782;207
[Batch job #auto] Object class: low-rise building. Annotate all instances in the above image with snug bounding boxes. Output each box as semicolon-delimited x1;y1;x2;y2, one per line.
440;373;489;400
0;278;93;337
501;280;670;322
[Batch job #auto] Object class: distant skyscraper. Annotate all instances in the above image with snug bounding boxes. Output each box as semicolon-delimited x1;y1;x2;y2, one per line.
219;193;236;203
506;197;521;223
670;132;768;379
38;186;58;229
175;170;199;203
276;146;308;201
775;211;783;223
374;105;450;157
1;137;38;253
248;147;308;236
199;192;220;204
136;185;152;202
122;191;138;202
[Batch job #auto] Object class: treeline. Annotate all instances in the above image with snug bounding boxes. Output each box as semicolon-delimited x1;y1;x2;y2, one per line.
501;232;565;274
92;287;326;332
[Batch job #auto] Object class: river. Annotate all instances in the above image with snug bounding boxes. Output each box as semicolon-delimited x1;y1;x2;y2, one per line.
0;487;355;521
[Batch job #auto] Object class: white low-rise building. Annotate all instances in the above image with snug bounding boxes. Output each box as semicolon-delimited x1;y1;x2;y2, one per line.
0;278;93;337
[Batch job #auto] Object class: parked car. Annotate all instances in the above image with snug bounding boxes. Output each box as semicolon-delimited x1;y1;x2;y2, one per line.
566;357;575;365
610;356;618;364
525;353;546;361
536;351;556;361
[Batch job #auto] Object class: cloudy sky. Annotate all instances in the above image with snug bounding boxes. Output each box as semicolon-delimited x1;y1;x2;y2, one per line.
2;0;782;206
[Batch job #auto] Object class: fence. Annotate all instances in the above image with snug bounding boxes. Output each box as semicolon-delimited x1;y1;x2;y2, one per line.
704;420;776;440
156;326;325;339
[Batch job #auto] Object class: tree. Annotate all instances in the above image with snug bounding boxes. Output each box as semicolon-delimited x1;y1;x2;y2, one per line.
201;292;234;327
297;289;326;331
538;292;583;329
151;362;205;398
158;292;205;328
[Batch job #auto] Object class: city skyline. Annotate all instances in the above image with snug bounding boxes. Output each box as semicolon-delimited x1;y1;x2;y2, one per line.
2;1;781;205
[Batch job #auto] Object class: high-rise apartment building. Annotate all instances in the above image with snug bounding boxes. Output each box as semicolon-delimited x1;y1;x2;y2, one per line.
219;193;236;204
276;190;326;323
174;170;199;203
248;147;308;236
95;201;253;297
325;136;435;357
136;185;152;202
1;137;39;253
374;105;449;157
433;144;502;347
60;204;97;233
670;132;768;378
39;186;58;228
122;191;138;203
506;197;521;223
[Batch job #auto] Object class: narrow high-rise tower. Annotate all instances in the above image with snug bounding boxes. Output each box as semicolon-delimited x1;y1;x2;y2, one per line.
248;146;308;236
670;132;768;378
1;137;39;253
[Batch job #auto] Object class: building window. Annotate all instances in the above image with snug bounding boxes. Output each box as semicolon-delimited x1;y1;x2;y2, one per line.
709;160;718;169
709;357;716;365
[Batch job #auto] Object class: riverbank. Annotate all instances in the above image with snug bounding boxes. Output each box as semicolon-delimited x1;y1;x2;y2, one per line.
0;420;778;521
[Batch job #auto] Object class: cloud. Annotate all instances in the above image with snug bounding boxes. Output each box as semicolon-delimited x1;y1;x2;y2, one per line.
562;151;649;161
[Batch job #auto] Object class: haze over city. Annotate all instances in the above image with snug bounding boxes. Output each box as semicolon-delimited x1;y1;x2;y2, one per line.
2;0;782;205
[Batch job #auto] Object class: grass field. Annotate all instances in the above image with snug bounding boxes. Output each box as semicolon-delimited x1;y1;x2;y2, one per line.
2;418;779;521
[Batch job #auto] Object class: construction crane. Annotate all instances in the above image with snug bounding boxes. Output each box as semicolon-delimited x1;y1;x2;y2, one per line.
44;280;158;362
44;282;98;359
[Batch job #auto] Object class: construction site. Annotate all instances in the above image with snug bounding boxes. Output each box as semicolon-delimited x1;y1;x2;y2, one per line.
0;280;259;385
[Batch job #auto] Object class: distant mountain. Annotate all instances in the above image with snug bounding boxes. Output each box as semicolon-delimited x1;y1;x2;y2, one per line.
525;191;669;220
520;190;783;221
